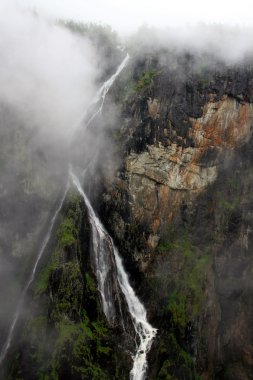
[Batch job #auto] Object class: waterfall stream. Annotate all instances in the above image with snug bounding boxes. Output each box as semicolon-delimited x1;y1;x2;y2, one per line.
72;53;157;378
71;171;157;380
85;53;130;127
0;54;157;379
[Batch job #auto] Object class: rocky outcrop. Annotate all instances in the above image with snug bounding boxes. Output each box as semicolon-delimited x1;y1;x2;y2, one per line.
124;97;253;252
93;51;253;379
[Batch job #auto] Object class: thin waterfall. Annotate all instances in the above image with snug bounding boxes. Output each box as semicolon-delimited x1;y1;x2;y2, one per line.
1;54;157;379
0;54;130;366
71;53;157;379
85;54;130;127
70;169;124;325
114;250;157;380
70;170;157;380
75;53;130;131
0;184;69;365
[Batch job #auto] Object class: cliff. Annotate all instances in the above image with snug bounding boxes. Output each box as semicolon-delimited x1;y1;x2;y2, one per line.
89;50;253;379
4;48;253;379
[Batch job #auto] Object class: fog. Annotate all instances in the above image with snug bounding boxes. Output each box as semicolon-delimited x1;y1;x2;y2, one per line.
15;0;253;66
128;24;253;64
2;0;253;374
17;0;253;33
0;0;100;357
0;1;98;139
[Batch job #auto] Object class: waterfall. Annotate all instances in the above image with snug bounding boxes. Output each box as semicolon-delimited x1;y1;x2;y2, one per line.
85;54;130;127
1;54;157;379
114;250;157;380
0;184;69;365
71;54;157;379
70;169;122;323
70;171;157;380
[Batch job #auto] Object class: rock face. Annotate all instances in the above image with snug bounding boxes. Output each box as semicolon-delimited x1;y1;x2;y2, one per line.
92;51;253;379
124;97;253;252
4;49;253;380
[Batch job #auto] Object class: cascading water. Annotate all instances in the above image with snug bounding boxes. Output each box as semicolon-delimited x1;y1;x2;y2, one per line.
70;170;122;324
114;251;157;380
71;171;157;380
71;53;157;378
0;55;129;367
1;54;157;379
85;54;130;127
0;184;69;365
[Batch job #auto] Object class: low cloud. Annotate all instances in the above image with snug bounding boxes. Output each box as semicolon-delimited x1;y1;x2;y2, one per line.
0;1;98;139
130;24;253;64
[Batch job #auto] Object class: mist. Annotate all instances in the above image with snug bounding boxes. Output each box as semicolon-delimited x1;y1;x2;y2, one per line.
1;0;253;378
0;1;101;352
17;0;253;32
15;0;253;65
0;1;98;140
125;24;253;66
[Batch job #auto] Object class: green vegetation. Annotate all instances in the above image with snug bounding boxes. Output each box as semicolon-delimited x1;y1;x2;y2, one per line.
34;260;55;295
50;317;112;379
134;70;161;91
57;217;77;246
151;230;210;379
216;177;241;207
155;331;200;380
219;196;240;213
214;176;242;236
157;241;174;252
167;253;209;335
85;273;97;293
112;68;162;103
10;310;114;380
7;191;128;379
35;193;82;296
49;262;83;322
158;234;210;334
59;20;118;44
57;193;81;247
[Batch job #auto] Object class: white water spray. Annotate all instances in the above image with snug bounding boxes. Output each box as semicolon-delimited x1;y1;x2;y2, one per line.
115;251;157;380
0;184;69;365
70;169;120;323
1;54;157;380
71;171;157;380
71;53;157;379
85;53;130;127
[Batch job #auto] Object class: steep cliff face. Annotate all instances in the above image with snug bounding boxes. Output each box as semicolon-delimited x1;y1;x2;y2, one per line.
91;51;253;378
124;97;253;253
4;48;253;380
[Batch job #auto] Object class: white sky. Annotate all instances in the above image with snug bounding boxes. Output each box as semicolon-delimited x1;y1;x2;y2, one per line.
16;0;253;34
